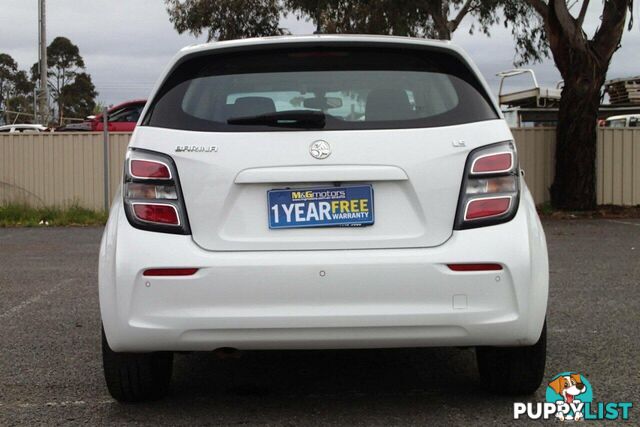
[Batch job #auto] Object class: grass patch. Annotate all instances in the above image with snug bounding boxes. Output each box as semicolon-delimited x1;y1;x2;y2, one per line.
0;203;108;227
538;201;554;216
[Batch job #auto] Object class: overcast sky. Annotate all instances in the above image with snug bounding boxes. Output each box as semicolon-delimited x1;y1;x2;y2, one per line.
1;1;638;109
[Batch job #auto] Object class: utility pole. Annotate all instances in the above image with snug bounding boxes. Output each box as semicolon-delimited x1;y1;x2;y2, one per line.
38;0;48;125
33;87;37;124
102;108;110;210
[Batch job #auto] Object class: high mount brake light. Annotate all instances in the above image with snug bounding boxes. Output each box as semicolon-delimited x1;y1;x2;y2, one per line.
454;141;520;230
123;149;190;234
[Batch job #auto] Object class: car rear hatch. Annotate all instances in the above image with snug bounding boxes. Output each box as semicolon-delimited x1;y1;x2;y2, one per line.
135;40;508;251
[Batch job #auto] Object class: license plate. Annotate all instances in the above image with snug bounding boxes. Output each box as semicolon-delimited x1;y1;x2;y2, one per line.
268;185;374;229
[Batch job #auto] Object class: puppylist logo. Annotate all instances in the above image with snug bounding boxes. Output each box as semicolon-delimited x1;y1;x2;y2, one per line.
514;372;633;421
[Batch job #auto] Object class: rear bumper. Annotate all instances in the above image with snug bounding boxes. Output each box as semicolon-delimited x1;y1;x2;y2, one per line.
100;189;548;352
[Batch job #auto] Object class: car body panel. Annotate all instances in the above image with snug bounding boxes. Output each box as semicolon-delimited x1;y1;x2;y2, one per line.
603;114;640;127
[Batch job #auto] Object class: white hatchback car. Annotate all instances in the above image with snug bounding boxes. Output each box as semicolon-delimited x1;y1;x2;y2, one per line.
100;35;548;402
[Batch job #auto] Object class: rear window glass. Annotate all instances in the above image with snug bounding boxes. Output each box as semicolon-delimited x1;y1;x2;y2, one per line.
143;46;498;131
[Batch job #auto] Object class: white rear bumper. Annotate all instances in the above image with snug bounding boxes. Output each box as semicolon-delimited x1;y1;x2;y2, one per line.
100;189;548;352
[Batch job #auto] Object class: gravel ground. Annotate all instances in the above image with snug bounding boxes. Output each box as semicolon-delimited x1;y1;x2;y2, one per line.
0;219;638;426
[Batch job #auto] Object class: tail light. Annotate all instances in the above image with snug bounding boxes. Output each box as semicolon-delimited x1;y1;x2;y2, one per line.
123;148;190;234
454;141;520;230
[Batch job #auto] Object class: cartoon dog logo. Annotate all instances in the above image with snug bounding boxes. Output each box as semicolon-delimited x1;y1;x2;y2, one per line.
548;373;587;421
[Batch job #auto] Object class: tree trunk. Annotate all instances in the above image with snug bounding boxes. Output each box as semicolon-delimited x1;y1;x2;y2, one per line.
550;64;604;210
431;2;452;40
541;0;629;211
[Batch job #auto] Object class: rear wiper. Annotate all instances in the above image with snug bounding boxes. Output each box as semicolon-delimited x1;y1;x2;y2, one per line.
227;110;326;129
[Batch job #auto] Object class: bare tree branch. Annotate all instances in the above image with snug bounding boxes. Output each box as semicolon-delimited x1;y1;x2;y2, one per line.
593;0;629;62
448;0;474;33
552;0;579;39
524;0;549;19
576;0;590;27
429;0;451;39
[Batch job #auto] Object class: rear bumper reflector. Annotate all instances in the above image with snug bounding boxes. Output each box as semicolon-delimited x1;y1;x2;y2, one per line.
143;268;199;277
447;263;503;272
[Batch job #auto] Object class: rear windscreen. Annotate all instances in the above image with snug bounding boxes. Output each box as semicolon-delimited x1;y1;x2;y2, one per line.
143;45;499;131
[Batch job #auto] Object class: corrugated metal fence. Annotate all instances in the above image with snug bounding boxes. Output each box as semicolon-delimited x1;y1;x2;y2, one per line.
0;133;129;211
513;128;640;206
1;129;639;210
512;128;556;205
596;128;640;206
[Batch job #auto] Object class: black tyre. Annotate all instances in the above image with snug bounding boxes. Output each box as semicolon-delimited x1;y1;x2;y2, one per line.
476;321;546;395
102;327;173;402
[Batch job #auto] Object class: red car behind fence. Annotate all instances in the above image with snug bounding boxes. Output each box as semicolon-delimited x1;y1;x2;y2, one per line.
56;100;146;132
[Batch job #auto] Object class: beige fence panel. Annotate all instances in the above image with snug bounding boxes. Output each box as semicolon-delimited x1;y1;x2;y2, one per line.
514;128;640;206
1;133;102;210
597;128;640;205
512;128;556;205
0;132;132;210
108;134;131;202
2;129;640;210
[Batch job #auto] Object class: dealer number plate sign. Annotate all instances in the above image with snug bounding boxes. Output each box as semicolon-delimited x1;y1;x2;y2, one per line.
268;185;374;229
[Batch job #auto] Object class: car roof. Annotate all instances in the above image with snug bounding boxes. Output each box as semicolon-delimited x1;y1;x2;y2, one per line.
606;114;640;121
179;34;455;56
108;100;147;111
0;124;46;130
93;99;147;119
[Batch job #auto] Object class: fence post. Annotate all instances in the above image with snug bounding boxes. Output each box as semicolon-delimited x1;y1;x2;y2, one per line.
103;108;110;211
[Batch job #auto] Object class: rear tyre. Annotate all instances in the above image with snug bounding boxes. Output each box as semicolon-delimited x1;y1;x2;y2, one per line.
102;327;173;402
476;321;546;395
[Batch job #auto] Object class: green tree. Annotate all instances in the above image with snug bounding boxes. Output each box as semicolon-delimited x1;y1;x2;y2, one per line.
0;53;18;118
5;70;36;123
93;101;107;116
502;1;634;210
31;37;87;124
60;72;97;119
12;70;34;95
0;55;36;124
165;0;500;40
166;0;287;40
285;0;500;39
